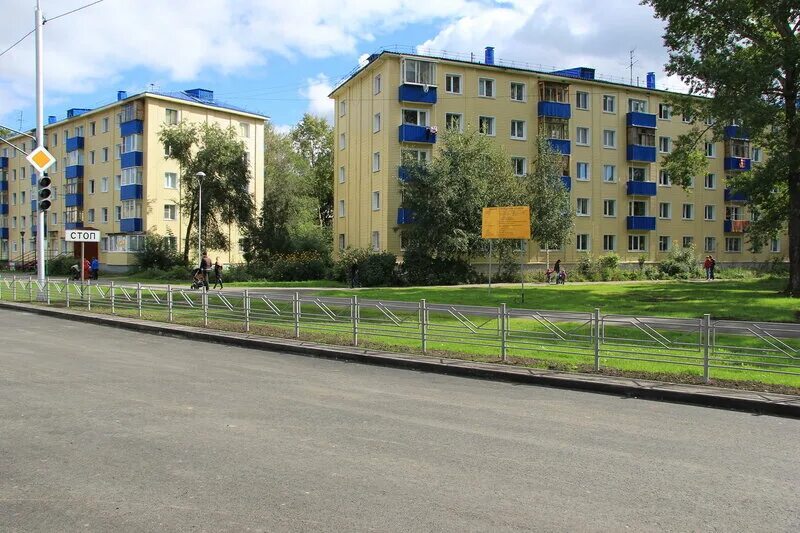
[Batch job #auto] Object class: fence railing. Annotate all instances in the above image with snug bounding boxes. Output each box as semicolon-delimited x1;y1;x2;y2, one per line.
2;276;799;385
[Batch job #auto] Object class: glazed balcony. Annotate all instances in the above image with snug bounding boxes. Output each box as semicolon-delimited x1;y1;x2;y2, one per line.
724;157;752;171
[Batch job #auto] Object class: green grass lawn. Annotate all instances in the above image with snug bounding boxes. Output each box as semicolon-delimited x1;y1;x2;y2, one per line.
316;277;798;323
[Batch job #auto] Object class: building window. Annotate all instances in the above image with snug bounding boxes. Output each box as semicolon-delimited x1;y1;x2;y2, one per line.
752;147;762;162
87;209;95;223
402;149;429;164
51;212;57;225
659;170;671;186
704;205;715;220
445;113;463;132
658;103;672;120
725;237;742;252
89;122;96;136
102;117;109;132
659;236;671;252
576;127;589;146
629;200;647;216
373;74;382;95
115;175;121;190
240;123;250;138
479;116;495;136
90;151;96;164
603;165;616;182
102;147;109;162
402;58;436;85
682;113;693;124
576;197;590;216
338;234;346;250
510;82;526;102
704;173;716;189
372;152;381;172
628;235;646;252
114;206;121;221
164;172;177;189
511;157;526;176
88;179;96;195
371;191;381;211
705;237;716;252
339;100;347;117
441;74;460;94
371;231;380;251
373;112;381;133
770;238;780;252
629;166;648;182
603;235;616;251
510;120;526;140
402;108;428;126
116;144;122;159
166;108;179;125
705;142;716;157
602;95;616;113
163;204;176;220
603;199;616;217
338;166;345;183
577;162;590;181
576;234;590;251
338;200;345;217
602;129;616;148
478;78;495;98
682;236;694;248
628;98;648;113
100;207;108;223
576;91;589;110
659;202;671;219
659;136;671;153
339;133;345;150
682;203;694;220
100;177;109;193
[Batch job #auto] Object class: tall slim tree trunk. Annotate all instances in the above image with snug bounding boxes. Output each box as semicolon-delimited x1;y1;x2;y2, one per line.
788;173;800;296
183;203;196;265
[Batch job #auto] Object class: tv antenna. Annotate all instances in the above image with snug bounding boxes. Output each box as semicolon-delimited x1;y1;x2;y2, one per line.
629;49;639;85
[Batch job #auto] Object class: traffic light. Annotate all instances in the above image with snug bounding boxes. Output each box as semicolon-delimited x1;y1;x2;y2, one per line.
38;173;52;211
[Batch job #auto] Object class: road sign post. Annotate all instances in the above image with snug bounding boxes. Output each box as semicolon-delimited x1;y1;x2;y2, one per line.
482;207;532;301
65;230;101;284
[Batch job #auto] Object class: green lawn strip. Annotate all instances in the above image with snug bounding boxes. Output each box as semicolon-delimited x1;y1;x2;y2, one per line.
11;281;799;391
316;277;797;323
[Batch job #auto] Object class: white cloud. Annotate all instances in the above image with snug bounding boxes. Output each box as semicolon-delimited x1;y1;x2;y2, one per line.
273;124;293;135
301;74;335;122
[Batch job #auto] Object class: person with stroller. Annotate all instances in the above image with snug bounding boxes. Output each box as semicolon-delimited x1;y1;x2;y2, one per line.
199;250;212;290
545;259;562;284
212;258;224;289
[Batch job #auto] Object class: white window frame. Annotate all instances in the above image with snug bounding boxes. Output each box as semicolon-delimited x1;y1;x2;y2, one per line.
372;152;381;172
705;237;717;253
659;236;671;252
602;129;616;149
628;235;647;252
164;172;177;189
704;205;716;221
725;237;742;253
770;238;780;252
510;120;526;140
658;170;672;186
659;136;671;153
603;165;616;183
705;142;716;158
373;74;382;95
371;191;381;211
603;199;616;217
576;127;590;146
445;113;463;132
704;173;716;189
628;98;648;113
339;133;345;150
576;162;590;181
576;91;589;110
402;108;429;127
373;112;381;133
164;204;177;221
510;82;526;102
371;231;380;252
478;78;495;98
603;235;616;252
576;197;590;216
683;236;694;248
511;157;527;176
339;100;347;117
338;200;345;218
658;103;672;120
338;166;346;184
659;202;671;219
682;203;694;220
602;95;616;113
445;74;461;94
401;58;437;86
479;116;496;136
576;234;590;252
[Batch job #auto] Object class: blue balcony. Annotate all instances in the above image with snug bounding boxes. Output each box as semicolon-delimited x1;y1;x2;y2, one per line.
65;193;83;207
538;101;571;119
0;157;7;168
724;157;751;171
561;175;572;191
398;84;437;104
397;208;415;225
65;221;84;230
626;181;657;196
627;145;657;163
120;217;143;232
724;220;750;233
0;228;8;239
120;119;144;136
120;184;143;200
66;136;84;152
547;139;571;155
121;151;143;168
724;188;748;202
398;166;411;182
724;126;749;140
0;180;7;191
31;200;37;212
399;124;436;144
627;216;656;231
626;112;657;129
0;204;7;215
65;165;84;179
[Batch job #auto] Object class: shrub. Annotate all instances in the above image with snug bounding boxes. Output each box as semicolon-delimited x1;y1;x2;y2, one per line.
333;248;397;286
659;244;702;279
576;254;596;280
267;251;330;281
136;233;184;271
47;255;78;276
401;249;483;285
597;252;620;271
716;267;756;280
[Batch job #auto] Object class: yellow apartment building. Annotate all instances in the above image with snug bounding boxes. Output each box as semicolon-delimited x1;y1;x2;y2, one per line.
0;89;265;271
330;48;786;267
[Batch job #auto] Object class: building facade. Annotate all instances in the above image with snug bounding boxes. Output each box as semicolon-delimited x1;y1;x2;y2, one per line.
0;89;265;271
330;49;785;265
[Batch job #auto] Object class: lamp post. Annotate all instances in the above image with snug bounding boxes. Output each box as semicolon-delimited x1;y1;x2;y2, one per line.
196;171;206;263
20;230;25;269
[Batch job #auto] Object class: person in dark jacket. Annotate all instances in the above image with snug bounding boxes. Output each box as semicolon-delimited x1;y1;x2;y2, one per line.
213;258;224;289
90;257;99;281
200;251;212;290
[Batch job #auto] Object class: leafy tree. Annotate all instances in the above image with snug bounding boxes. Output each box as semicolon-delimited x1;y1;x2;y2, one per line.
135;232;183;271
291;114;334;227
159;122;255;264
522;136;574;267
643;0;800;295
400;129;522;281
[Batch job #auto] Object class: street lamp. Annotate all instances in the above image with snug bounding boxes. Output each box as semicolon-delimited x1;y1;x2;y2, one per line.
195;171;206;263
20;230;26;269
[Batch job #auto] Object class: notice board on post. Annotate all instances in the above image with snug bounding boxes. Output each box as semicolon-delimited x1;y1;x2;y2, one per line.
481;206;531;240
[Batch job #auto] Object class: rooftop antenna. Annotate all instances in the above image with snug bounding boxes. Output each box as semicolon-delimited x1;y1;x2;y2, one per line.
17;111;23;131
629;48;639;85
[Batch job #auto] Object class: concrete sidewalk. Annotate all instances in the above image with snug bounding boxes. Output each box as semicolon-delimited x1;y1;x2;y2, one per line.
2;300;798;418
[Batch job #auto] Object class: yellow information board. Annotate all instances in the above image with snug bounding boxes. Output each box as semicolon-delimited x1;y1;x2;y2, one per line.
481;206;531;240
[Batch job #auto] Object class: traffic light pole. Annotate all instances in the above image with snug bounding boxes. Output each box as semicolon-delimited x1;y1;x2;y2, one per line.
35;0;46;283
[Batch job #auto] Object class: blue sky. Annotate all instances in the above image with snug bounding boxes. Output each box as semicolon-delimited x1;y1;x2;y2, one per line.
1;0;680;133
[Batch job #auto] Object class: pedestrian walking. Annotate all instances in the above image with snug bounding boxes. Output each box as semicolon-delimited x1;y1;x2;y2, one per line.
213;257;224;289
709;255;716;280
703;256;713;281
349;262;360;288
90;257;99;281
82;258;91;282
199;250;212;290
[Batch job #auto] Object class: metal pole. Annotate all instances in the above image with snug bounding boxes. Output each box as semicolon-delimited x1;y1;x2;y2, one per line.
35;0;46;283
202;289;208;327
703;313;711;383
136;282;142;318
81;242;85;283
244;289;250;333
520;240;525;303
488;240;492;292
198;180;202;263
12;275;16;301
293;291;301;338
64;278;69;308
352;295;359;347
593;308;601;371
87;279;92;311
500;303;507;362
28;275;33;302
420;299;428;354
110;281;115;314
167;284;173;322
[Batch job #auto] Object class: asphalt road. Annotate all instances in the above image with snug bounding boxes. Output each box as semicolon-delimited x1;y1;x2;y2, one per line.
1;309;799;532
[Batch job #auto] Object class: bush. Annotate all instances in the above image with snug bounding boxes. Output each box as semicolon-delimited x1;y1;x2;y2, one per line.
333;248;397;286
597;252;620;271
136;234;184;271
716;267;756;280
267;251;330;281
401;249;483;286
576;254;597;280
659;244;702;279
47;255;78;276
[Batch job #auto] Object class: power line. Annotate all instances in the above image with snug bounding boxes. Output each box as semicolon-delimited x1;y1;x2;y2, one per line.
0;29;35;59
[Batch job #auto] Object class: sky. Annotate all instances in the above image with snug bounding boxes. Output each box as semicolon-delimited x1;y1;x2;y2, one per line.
0;0;685;134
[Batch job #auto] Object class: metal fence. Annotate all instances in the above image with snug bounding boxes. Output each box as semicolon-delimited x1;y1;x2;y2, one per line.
2;276;799;384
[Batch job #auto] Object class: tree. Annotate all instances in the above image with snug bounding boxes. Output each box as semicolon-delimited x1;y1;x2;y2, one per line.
291;114;334;227
522;136;574;267
643;0;800;295
159;122;255;264
400;128;522;282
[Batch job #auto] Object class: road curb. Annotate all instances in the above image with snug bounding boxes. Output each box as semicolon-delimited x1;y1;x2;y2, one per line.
3;300;799;418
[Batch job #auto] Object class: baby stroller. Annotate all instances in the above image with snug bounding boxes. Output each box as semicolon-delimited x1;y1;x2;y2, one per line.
556;269;567;285
190;268;206;290
70;264;81;281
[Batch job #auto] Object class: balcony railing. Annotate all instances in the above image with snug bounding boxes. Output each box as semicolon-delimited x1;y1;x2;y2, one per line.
724;157;752;171
547;139;571;155
626;112;657;129
627;216;656;231
627;145;657;163
0;204;8;215
626;181;657;196
120;119;144;137
65;165;84;179
120;218;143;232
398;84;437;104
399;124;437;144
0;228;8;239
66;136;84;152
724;126;749;140
0;157;7;169
65;221;84;230
397;208;415;225
538;101;571;119
724;220;750;233
121;151;144;168
724;189;748;202
561;175;572;191
65;193;83;207
0;180;7;192
120;184;143;200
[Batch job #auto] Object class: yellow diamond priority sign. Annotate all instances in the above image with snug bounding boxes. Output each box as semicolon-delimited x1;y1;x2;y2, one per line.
27;146;56;173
